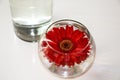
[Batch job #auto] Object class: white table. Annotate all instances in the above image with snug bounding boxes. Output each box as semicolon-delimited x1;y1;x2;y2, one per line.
0;0;120;80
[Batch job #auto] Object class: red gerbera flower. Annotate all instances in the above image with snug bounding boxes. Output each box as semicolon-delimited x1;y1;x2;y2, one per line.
41;25;91;67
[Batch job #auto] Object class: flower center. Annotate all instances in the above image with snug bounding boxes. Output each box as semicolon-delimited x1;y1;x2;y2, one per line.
60;40;73;52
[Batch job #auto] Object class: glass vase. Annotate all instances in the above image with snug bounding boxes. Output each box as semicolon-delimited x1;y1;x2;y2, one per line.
38;19;96;78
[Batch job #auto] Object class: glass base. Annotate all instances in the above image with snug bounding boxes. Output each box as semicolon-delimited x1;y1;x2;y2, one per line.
49;64;81;78
14;23;50;42
46;54;95;78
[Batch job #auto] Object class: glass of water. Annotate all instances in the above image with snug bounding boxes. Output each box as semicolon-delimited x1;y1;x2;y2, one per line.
9;0;52;42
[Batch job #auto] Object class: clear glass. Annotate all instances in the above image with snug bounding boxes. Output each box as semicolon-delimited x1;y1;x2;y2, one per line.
9;0;52;42
38;19;96;78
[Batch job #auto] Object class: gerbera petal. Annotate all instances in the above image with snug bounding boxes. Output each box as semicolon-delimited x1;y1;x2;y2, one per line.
74;32;85;42
82;45;91;54
71;45;90;56
55;55;64;66
59;27;66;39
71;30;85;42
47;41;60;51
54;52;60;58
45;49;55;62
71;30;80;40
76;57;82;64
70;55;78;63
79;53;89;61
46;31;57;43
53;27;62;41
66;25;73;38
68;59;74;67
72;47;83;53
64;54;70;64
41;41;47;47
77;37;89;49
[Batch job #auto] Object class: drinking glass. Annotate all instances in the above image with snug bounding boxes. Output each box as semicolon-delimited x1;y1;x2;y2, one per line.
9;0;52;42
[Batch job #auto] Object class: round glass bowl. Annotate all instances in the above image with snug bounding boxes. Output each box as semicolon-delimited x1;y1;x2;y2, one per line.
38;19;96;78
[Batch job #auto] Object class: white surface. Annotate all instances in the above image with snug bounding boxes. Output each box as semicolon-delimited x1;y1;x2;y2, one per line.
0;0;120;80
